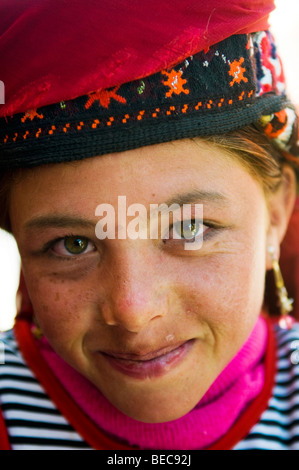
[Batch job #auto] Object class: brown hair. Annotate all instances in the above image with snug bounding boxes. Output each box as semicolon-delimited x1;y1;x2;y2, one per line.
200;124;285;195
0;124;296;233
0;168;17;233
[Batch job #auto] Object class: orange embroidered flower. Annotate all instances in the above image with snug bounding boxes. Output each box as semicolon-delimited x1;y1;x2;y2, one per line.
85;87;126;109
92;119;100;129
21;109;44;123
162;70;190;98
228;57;248;87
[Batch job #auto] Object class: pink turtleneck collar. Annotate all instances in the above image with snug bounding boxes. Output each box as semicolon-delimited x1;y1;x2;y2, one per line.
38;315;267;450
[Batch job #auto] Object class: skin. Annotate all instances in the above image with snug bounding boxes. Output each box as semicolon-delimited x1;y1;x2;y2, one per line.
9;138;296;423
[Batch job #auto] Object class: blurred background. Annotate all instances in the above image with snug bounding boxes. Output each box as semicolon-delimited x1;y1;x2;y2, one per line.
0;0;298;331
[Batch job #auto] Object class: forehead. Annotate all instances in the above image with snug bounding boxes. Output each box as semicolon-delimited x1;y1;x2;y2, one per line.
10;138;265;216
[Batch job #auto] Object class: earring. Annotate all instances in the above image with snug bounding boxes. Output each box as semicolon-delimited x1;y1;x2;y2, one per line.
32;317;44;339
268;246;294;330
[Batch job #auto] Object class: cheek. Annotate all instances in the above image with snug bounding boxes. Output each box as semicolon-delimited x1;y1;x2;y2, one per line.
24;273;98;347
176;240;266;334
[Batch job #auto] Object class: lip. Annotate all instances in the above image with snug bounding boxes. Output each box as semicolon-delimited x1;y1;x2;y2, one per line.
99;339;195;379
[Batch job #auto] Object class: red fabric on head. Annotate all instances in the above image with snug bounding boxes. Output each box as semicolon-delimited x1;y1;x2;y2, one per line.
0;0;275;117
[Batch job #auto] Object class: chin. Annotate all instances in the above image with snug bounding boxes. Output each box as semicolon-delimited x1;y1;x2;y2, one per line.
121;405;192;424
106;387;201;424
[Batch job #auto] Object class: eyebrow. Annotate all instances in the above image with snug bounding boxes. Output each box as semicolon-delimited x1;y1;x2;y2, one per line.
163;189;229;207
149;189;229;218
24;214;96;230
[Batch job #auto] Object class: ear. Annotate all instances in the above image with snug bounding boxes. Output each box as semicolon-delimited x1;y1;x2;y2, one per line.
266;165;297;270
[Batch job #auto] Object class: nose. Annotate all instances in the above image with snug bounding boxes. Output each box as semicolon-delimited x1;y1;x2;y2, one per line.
100;248;169;333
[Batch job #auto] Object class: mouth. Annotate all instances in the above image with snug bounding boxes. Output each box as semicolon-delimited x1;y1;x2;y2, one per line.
99;339;195;379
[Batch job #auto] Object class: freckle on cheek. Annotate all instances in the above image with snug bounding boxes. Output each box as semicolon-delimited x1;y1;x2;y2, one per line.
55;292;60;302
40;304;49;313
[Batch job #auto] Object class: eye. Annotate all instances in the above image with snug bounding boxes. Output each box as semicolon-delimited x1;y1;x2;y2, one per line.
51;236;96;257
169;218;205;242
161;217;215;251
176;219;202;240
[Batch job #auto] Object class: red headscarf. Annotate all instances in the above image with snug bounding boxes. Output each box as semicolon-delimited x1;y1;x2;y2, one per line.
0;0;275;117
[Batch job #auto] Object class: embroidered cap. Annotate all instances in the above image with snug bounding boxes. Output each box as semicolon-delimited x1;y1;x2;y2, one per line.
0;29;298;169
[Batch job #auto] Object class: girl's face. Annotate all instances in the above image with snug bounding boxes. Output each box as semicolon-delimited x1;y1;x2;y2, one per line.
10;139;277;422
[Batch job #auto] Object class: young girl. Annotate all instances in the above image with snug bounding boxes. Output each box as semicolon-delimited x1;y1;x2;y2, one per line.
0;0;299;450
